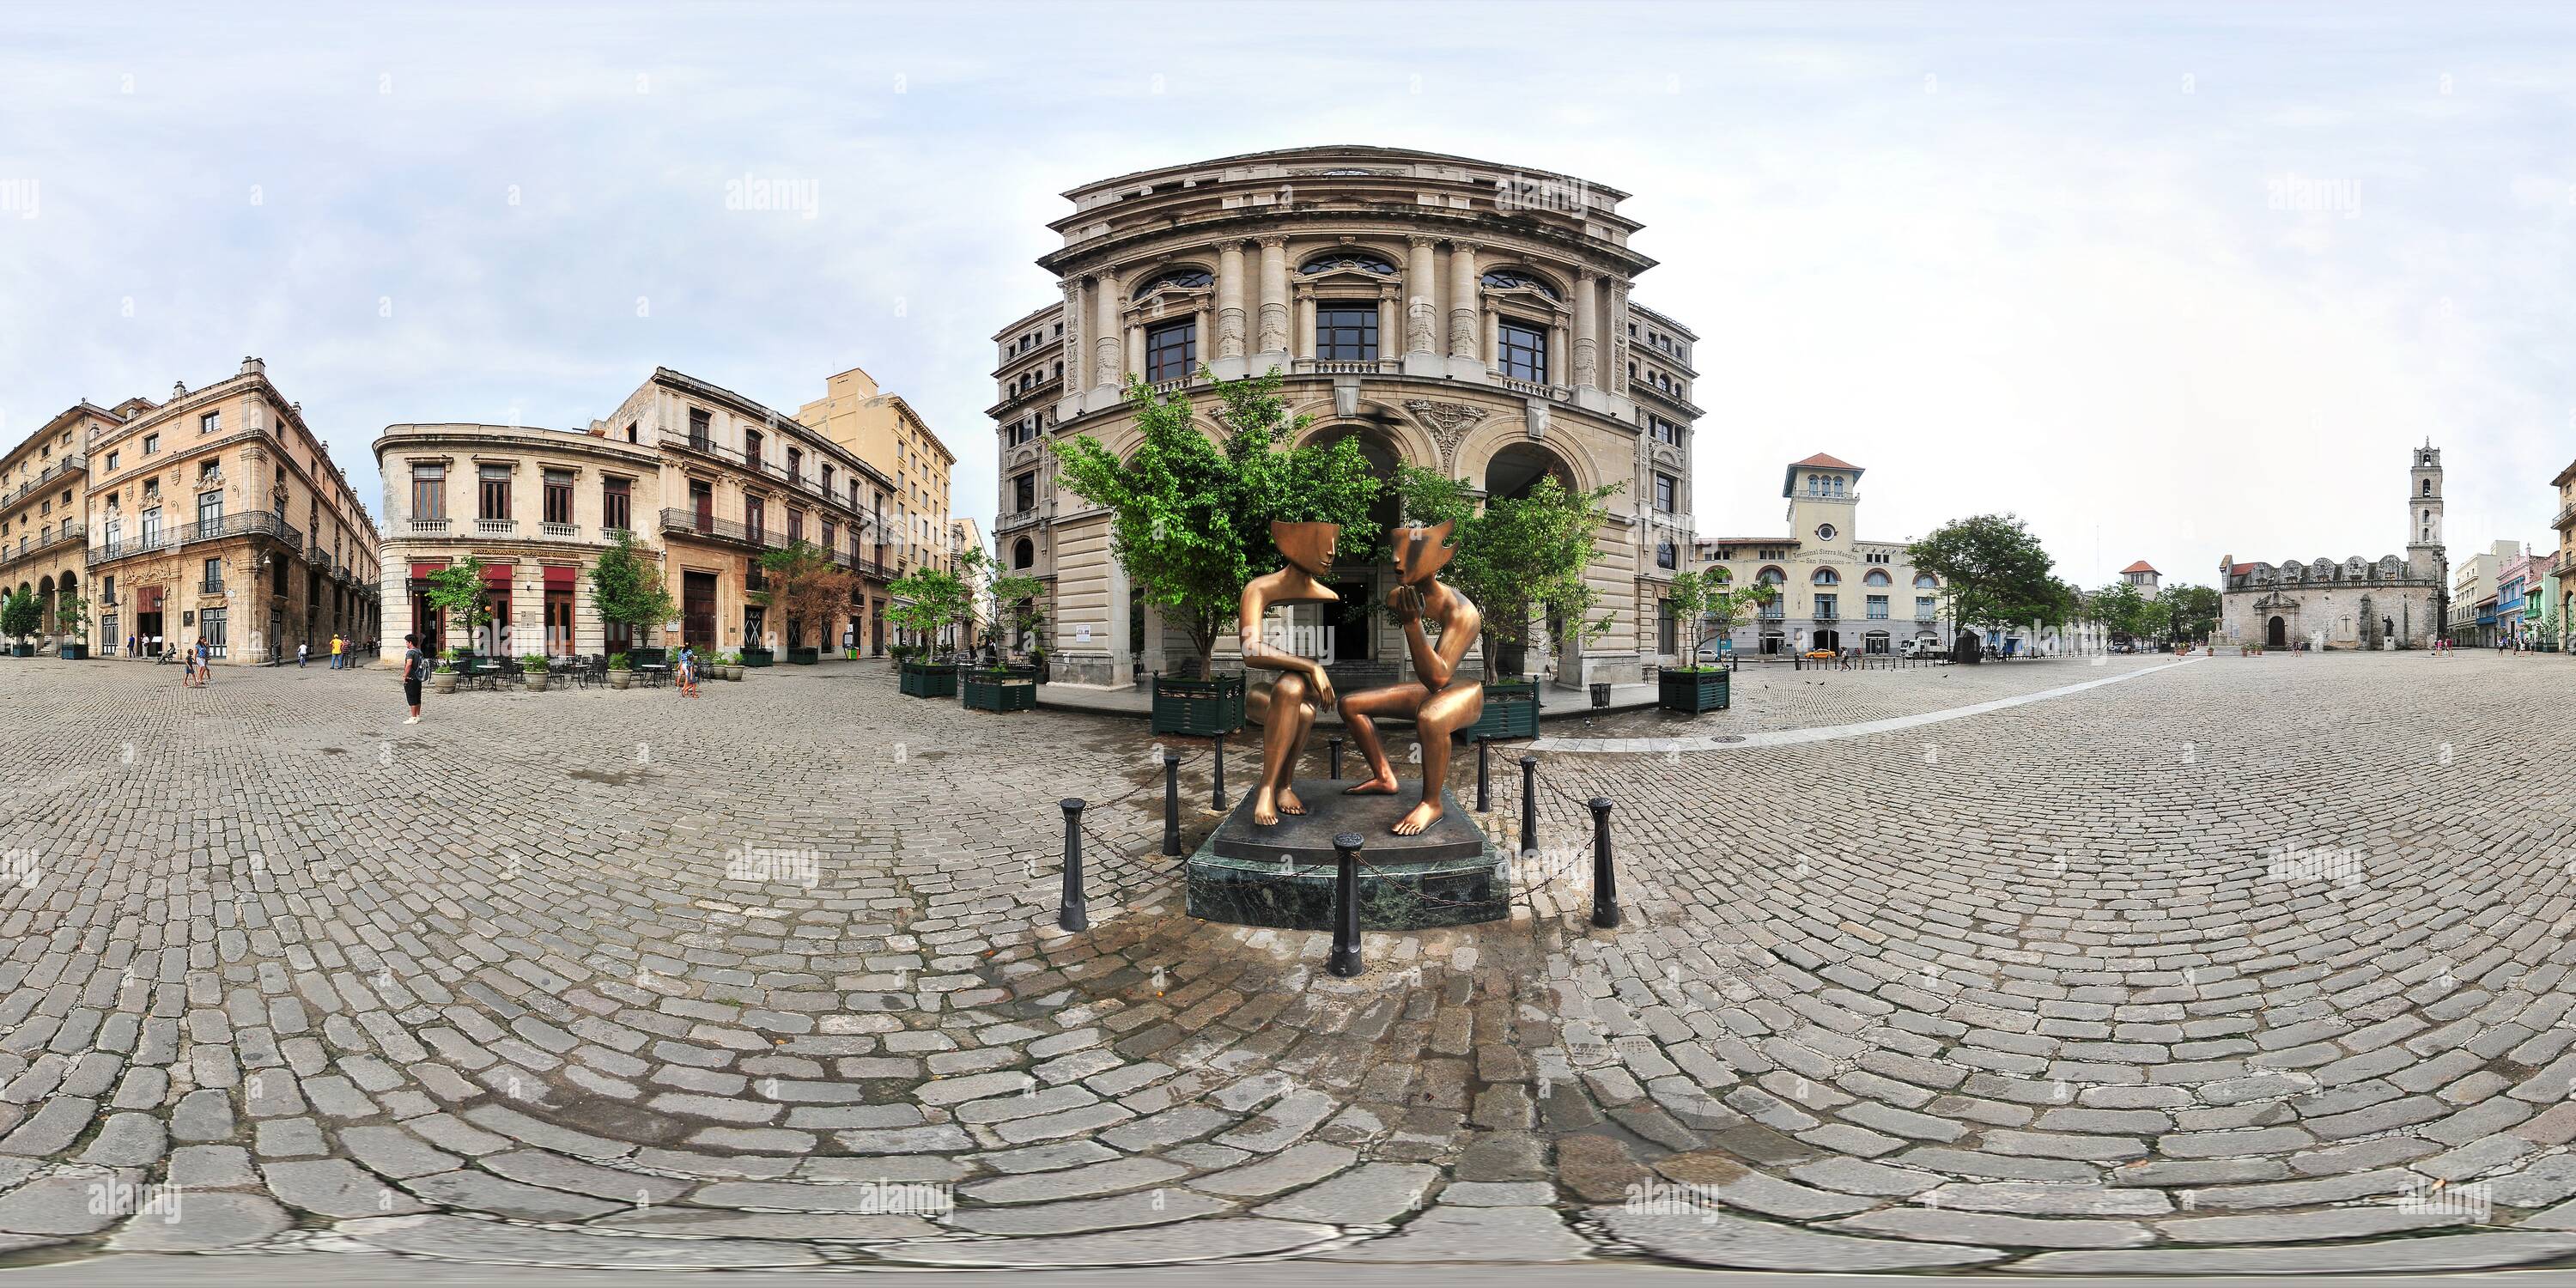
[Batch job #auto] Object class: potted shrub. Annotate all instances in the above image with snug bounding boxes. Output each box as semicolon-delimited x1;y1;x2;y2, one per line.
888;560;980;700
963;662;1038;714
55;592;89;659
739;643;775;667
1657;570;1766;715
522;653;550;693
433;651;460;695
722;651;744;681
607;652;633;690
590;529;674;677
1;588;37;658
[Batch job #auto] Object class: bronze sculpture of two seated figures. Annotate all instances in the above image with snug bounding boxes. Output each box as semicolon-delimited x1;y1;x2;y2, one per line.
1241;519;1483;837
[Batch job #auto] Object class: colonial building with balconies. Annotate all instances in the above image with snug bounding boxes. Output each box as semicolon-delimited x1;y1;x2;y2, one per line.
0;403;111;651
380;368;904;659
82;357;380;662
1692;453;1953;658
991;145;1704;688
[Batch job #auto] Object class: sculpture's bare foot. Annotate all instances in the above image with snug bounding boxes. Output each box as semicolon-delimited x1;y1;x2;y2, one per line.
1252;791;1280;826
1277;787;1306;816
1392;800;1441;836
1344;774;1400;795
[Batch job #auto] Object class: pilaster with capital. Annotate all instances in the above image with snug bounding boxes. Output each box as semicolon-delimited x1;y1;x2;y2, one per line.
1406;236;1438;355
1447;241;1480;360
1572;274;1599;388
1091;270;1122;390
1216;241;1247;361
1255;236;1290;359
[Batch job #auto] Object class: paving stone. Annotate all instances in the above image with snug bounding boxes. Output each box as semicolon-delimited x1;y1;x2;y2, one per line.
590;1208;941;1240
0;1174;127;1235
262;1158;427;1218
342;1214;825;1267
2015;1232;2576;1275
960;1157;1187;1205
1255;1162;1439;1224
946;1188;1232;1235
1194;1141;1358;1198
1321;1206;1593;1262
1829;1206;2153;1249
105;1192;292;1251
1595;1208;2005;1271
869;1217;1337;1267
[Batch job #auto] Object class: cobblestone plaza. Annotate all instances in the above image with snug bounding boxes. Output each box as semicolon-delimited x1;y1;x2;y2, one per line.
1;652;2573;1278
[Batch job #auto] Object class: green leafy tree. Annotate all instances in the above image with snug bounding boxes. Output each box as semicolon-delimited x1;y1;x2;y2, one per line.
590;528;676;647
989;570;1047;654
1051;370;1380;674
422;557;496;653
1908;515;2063;658
751;541;855;653
0;588;38;644
57;591;88;643
2161;583;2221;644
2089;580;2152;646
886;558;976;658
1396;465;1622;681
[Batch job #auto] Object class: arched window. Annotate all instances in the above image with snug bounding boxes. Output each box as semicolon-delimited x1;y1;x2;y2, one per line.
1012;538;1035;570
1300;251;1395;276
1914;574;1937;590
1757;566;1787;586
1130;267;1212;299
1812;568;1840;586
1479;268;1562;301
2422;479;2433;495
1864;568;1892;586
1655;541;1676;570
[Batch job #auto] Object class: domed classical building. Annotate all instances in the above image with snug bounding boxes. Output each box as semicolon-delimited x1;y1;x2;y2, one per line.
990;146;1704;688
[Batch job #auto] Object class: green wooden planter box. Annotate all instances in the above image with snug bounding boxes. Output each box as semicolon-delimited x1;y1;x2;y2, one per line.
786;647;820;665
899;660;958;698
1658;667;1730;714
58;643;88;660
740;647;775;667
1466;679;1540;739
9;644;31;658
628;647;666;667
1153;672;1245;736
963;672;1038;713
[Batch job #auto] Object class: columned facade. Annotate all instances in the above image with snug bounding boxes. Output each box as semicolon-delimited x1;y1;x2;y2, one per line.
990;146;1704;689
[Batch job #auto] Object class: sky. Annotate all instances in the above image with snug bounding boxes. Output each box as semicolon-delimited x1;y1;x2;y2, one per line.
2;1;2571;592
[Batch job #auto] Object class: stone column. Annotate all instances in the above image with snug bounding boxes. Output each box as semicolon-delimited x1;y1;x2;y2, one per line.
1447;241;1480;361
1376;286;1398;362
1091;270;1121;391
1125;322;1143;382
1572;275;1599;388
1194;304;1211;374
1547;317;1567;388
1215;241;1248;374
1295;287;1315;361
1406;236;1439;355
1255;236;1290;367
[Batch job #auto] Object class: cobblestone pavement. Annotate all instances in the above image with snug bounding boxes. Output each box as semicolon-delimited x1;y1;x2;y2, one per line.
3;650;2576;1277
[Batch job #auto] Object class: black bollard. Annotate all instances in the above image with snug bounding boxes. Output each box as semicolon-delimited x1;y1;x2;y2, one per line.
1475;736;1492;812
1161;753;1182;857
1328;735;1343;780
1059;798;1090;932
1519;755;1539;860
1589;796;1619;929
1329;832;1364;977
1210;732;1226;810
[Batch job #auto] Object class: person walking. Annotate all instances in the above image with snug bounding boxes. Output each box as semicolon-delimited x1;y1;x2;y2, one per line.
330;634;343;669
297;640;309;668
677;641;700;698
401;632;427;723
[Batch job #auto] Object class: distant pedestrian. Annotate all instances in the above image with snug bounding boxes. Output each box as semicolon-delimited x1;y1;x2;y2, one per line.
677;642;701;698
125;634;136;658
297;641;309;668
330;634;344;669
400;632;427;724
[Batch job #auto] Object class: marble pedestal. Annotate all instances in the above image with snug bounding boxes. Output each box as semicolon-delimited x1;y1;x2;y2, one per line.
1184;778;1511;931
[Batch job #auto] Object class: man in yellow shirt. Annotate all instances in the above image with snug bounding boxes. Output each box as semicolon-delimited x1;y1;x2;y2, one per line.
330;634;344;670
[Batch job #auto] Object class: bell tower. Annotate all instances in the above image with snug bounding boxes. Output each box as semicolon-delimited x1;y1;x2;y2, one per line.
2408;440;2444;581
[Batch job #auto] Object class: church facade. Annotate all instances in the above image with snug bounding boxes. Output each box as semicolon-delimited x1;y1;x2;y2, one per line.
2218;444;2447;649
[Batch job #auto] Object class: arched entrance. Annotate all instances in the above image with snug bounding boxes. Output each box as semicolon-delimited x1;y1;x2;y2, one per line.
1814;629;1841;653
1311;425;1407;664
1864;629;1890;655
2267;615;2287;647
1482;440;1580;679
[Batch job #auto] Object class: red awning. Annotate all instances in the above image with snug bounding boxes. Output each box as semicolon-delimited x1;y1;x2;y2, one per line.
482;564;514;586
410;562;446;580
543;565;575;588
